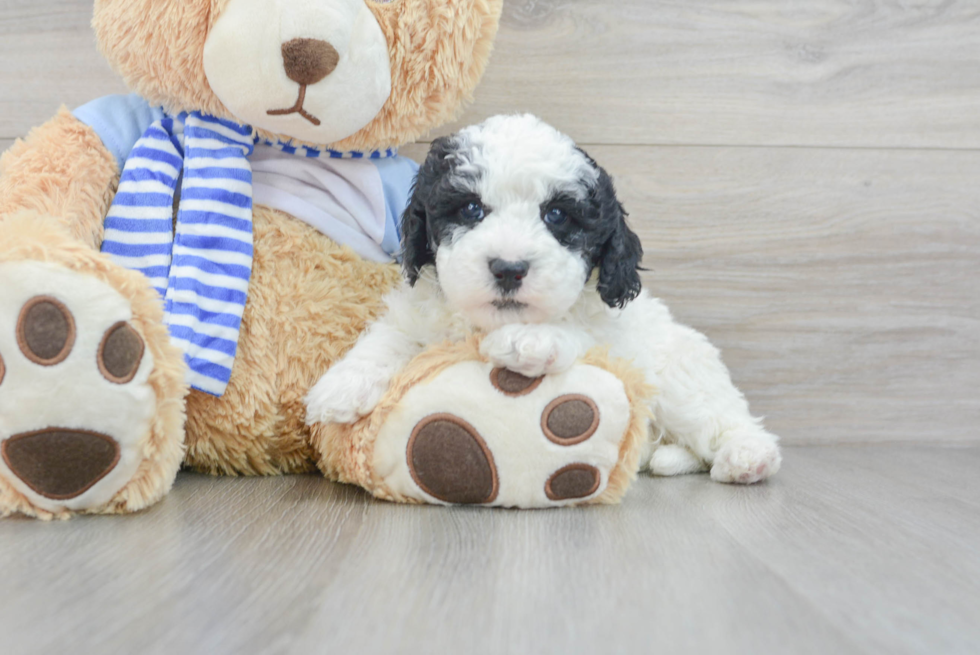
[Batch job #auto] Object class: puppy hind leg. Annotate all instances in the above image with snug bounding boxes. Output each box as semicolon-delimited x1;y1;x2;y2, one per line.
647;323;781;485
647;444;706;477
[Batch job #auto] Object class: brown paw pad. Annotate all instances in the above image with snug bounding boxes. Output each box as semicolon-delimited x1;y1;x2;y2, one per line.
546;463;601;501
2;429;121;500
490;367;543;397
98;322;145;384
17;296;76;366
542;394;600;445
408;414;499;504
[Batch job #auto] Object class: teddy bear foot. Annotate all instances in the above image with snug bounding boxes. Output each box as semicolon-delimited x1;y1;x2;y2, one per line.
371;361;637;508
0;257;183;518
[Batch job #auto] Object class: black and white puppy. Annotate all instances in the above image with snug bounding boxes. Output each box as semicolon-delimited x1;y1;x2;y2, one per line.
307;114;781;483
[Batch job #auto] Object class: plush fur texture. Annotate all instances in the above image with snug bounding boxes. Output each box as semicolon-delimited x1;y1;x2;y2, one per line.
310;335;654;505
0;109;118;249
308;115;783;484
0;215;187;519
0;0;503;517
183;207;401;476
93;0;503;151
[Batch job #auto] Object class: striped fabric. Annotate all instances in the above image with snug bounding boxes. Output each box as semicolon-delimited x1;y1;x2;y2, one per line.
102;112;255;396
256;138;396;160
102;112;402;396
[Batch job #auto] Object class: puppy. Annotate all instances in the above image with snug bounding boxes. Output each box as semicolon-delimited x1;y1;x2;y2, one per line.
306;114;781;484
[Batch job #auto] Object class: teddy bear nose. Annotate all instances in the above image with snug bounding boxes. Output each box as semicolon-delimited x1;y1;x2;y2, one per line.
281;38;340;86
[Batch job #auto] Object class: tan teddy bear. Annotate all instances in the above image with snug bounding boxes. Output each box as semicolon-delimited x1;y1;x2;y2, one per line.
0;0;653;519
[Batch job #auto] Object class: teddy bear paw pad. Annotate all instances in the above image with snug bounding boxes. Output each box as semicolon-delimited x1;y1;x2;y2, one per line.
372;360;633;508
545;463;601;501
0;261;157;514
3;429;120;500
407;414;499;504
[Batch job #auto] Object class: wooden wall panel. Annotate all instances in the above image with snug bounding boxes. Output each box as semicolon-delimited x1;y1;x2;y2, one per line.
3;1;980;148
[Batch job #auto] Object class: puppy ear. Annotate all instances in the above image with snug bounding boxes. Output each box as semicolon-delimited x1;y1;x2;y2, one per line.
401;136;455;285
594;168;644;308
401;186;432;286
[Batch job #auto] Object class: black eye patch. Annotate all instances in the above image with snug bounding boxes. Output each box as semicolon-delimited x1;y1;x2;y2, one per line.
424;180;489;245
540;191;603;256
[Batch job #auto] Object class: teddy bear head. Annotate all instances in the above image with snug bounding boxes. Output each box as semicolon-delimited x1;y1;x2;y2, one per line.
92;0;503;152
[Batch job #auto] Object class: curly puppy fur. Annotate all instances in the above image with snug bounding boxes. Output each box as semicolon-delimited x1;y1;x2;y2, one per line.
308;115;782;484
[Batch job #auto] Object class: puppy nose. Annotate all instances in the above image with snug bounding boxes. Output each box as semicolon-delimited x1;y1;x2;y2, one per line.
281;38;340;86
489;258;530;292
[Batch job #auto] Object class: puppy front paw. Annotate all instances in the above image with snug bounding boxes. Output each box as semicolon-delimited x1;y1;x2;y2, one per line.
710;435;782;484
479;324;581;378
306;360;394;425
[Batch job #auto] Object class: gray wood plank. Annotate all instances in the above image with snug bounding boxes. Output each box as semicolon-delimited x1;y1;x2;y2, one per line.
675;446;980;655
589;145;980;446
0;0;90;34
1;446;978;655
442;0;980;148
0;27;128;140
288;479;859;655
3;1;980;148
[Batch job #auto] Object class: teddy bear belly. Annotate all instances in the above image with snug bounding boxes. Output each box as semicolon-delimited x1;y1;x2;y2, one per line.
182;204;401;475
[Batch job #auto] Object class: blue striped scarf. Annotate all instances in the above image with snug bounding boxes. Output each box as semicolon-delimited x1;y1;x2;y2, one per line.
101;112;394;396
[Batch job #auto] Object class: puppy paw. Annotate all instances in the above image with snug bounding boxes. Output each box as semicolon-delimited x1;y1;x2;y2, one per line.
306;360;394;425
479;324;580;378
710;436;782;484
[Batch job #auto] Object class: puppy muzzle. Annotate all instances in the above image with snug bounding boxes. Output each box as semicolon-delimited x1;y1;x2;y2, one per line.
488;258;530;293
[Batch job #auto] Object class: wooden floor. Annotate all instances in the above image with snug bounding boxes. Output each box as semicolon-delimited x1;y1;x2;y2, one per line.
0;445;976;655
2;2;979;654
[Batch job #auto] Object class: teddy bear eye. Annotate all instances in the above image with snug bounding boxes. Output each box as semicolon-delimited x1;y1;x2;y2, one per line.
543;207;568;226
459;201;486;222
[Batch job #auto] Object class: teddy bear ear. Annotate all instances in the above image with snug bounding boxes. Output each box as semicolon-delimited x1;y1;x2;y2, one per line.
336;0;505;152
93;0;230;119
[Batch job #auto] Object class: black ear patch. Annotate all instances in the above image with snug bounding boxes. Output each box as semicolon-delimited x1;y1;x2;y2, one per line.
401;136;457;285
588;163;643;308
400;191;432;286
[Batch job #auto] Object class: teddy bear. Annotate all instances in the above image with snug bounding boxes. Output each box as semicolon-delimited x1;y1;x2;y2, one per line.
0;0;653;519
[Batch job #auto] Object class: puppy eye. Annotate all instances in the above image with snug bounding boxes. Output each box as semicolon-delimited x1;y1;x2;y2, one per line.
543;207;568;226
459;201;486;221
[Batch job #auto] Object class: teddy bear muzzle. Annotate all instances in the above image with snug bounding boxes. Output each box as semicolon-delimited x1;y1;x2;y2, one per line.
267;38;342;126
203;0;393;144
281;38;340;86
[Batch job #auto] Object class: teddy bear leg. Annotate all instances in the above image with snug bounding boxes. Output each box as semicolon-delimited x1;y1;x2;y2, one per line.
0;111;188;519
315;349;652;508
0;218;187;520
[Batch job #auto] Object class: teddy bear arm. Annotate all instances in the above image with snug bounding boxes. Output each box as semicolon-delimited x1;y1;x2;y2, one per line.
0;108;119;251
